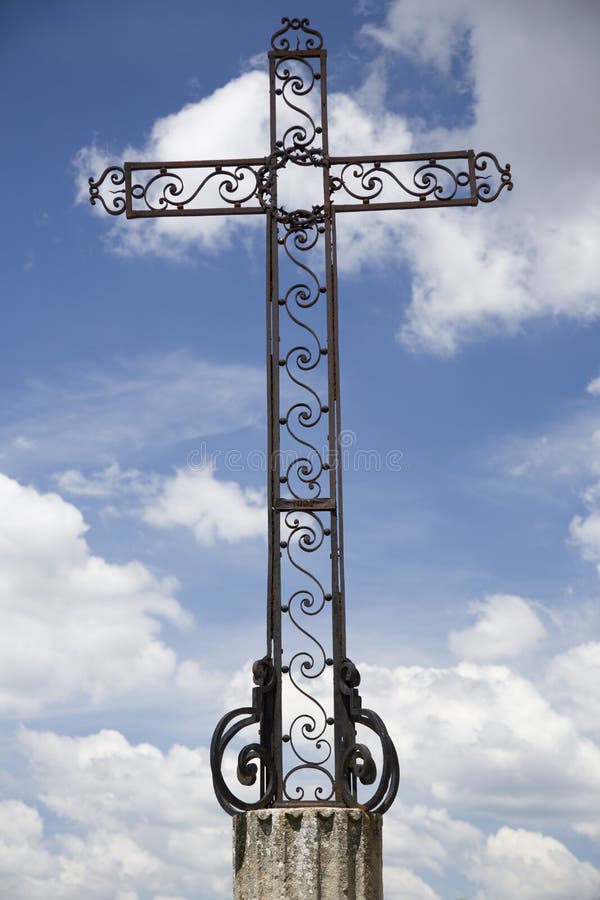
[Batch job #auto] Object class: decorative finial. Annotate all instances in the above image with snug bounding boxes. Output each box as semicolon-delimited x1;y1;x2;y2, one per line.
270;17;324;51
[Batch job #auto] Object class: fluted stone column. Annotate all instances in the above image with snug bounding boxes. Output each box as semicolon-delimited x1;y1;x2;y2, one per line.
232;808;383;900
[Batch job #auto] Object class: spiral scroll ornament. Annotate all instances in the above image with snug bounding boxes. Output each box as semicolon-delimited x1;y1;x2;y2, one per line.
210;657;276;816
130;165;262;212
339;659;399;814
271;17;324;52
330;159;472;204
88;167;126;215
475;152;513;202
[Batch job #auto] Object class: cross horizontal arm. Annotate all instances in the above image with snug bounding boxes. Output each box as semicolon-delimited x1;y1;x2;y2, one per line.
89;157;269;218
329;150;512;212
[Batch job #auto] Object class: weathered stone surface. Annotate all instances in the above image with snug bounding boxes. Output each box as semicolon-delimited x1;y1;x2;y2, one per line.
233;807;383;899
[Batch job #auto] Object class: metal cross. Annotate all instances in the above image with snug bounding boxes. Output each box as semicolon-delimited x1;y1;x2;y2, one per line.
89;18;512;816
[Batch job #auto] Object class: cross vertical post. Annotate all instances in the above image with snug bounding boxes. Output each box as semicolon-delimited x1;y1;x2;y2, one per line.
89;15;511;829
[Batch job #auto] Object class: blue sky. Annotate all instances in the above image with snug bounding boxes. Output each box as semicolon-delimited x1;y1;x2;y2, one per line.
2;1;600;897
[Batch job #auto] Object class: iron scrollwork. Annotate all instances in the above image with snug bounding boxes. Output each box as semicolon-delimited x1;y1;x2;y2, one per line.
475;151;513;202
89;166;127;215
88;18;513;821
271;17;324;52
210;656;276;816
128;164;263;213
330;159;472;205
340;659;399;815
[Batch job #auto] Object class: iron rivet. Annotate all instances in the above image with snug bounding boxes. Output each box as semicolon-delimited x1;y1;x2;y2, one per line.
324;528;331;536
325;593;332;601
321;405;329;413
279;359;286;366
276;89;282;95
321;348;328;355
323;464;330;470
319;286;326;293
278;298;286;305
279;417;287;424
326;658;333;665
280;540;287;548
326;717;334;725
280;476;287;483
282;665;289;673
283;734;290;742
281;605;289;613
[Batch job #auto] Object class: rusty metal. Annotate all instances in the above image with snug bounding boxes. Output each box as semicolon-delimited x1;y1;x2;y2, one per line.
89;16;512;818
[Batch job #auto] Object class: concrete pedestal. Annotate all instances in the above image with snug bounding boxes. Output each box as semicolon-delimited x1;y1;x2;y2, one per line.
232;807;383;899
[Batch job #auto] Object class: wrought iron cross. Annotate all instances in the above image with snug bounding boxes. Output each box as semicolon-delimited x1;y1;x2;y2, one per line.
89;18;512;817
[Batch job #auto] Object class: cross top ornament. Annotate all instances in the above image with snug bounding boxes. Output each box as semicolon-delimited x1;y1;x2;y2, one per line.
89;17;512;817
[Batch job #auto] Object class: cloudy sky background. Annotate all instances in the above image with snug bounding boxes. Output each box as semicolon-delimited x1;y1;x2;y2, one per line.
2;0;600;897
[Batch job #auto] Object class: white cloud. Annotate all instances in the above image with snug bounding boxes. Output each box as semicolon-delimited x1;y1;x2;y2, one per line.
4;631;600;899
449;594;546;661
0;801;49;881
54;462;159;498
77;70;270;259
587;376;600;396
568;479;600;574
359;659;600;820
0;351;263;469
570;500;600;573
0;472;197;715
80;1;600;355
364;0;600;354
142;465;265;546
493;399;600;489
383;866;442;899
5;713;600;900
546;642;600;737
385;802;480;884
468;826;600;900
0;730;230;900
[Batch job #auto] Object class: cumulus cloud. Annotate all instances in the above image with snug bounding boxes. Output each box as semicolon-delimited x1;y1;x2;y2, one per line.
76;70;270;258
0;472;198;715
547;642;600;737
4;691;600;899
359;659;600;820
468;826;600;900
79;1;600;355
0;730;230;899
383;866;442;899
365;0;600;354
449;594;546;661
385;802;480;887
142;465;265;546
